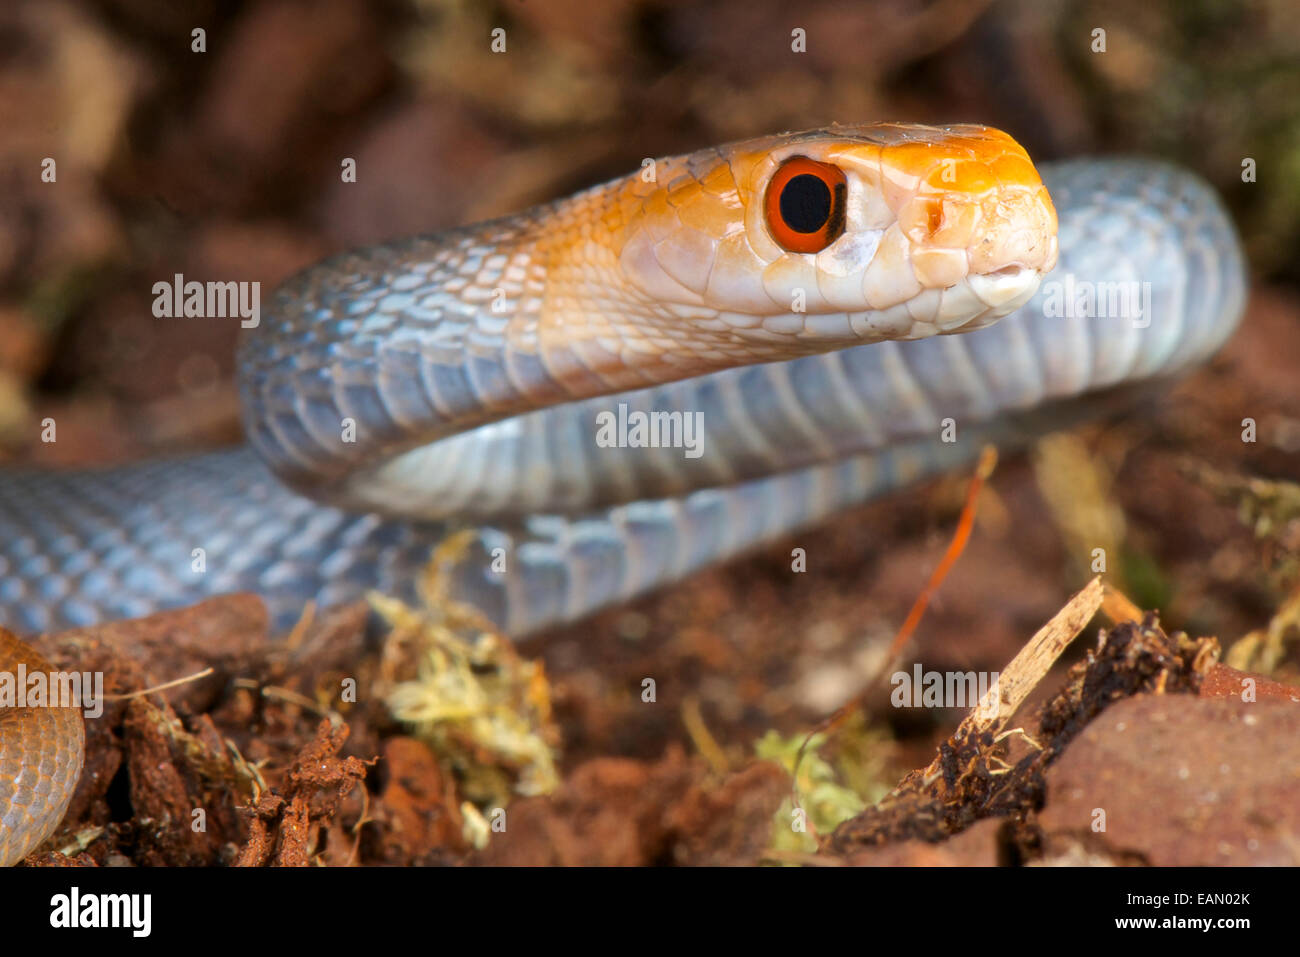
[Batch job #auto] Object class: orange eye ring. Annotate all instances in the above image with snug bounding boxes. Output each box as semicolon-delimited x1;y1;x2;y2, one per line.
764;156;848;253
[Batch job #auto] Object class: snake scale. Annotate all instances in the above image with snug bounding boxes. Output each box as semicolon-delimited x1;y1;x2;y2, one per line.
0;125;1246;864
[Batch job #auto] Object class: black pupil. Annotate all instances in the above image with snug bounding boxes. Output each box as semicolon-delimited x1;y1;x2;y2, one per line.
779;173;832;233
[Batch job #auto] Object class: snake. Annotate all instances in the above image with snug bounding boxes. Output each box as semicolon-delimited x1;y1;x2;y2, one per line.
0;124;1246;864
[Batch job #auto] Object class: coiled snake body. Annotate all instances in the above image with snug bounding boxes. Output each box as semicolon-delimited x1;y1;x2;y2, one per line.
0;125;1246;863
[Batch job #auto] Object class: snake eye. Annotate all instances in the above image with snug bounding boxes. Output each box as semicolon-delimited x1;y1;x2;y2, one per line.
764;156;848;253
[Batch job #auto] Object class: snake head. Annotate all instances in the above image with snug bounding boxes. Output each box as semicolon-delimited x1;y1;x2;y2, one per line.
614;123;1058;352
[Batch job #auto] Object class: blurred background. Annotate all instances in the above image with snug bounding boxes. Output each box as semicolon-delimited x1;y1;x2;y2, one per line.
1;0;1298;812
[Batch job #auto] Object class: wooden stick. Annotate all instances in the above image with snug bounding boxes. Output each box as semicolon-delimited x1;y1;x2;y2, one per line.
915;575;1104;782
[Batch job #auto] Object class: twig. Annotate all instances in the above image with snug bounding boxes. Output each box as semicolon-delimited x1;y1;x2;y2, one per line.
791;445;998;818
102;666;216;701
681;695;729;774
911;575;1104;784
884;444;999;669
1100;582;1143;625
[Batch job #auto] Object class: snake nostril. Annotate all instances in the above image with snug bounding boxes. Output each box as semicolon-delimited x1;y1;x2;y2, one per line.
925;199;943;236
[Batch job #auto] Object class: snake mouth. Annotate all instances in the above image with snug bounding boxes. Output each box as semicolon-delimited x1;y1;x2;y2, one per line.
966;262;1044;316
986;263;1030;278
